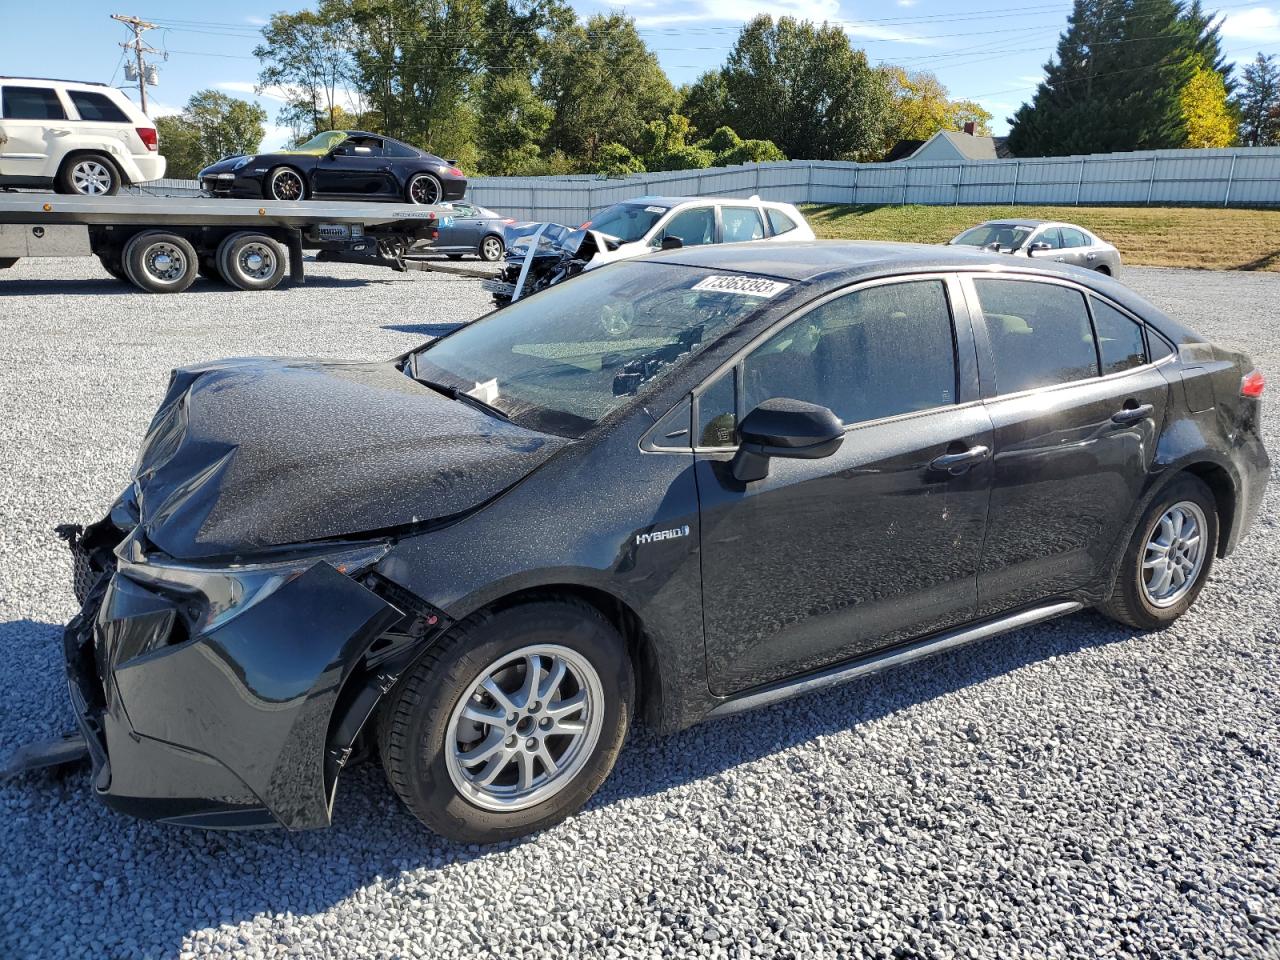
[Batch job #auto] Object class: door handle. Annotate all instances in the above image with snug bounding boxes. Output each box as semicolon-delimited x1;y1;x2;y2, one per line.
1111;403;1154;425
929;445;991;474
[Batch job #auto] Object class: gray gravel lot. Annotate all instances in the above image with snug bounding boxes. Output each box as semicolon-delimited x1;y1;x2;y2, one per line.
1;258;1277;959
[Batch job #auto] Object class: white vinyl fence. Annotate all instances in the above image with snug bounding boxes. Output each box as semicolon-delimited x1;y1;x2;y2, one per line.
146;145;1280;222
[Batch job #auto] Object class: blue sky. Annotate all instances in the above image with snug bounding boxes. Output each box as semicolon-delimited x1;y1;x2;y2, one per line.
3;0;1279;150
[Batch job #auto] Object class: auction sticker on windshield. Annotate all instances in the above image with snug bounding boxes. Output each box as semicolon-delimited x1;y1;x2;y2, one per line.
691;275;791;298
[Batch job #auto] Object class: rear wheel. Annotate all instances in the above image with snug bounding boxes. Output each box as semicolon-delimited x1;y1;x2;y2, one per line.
216;232;287;291
405;173;442;205
58;154;121;197
479;234;504;262
121;231;199;293
378;600;633;843
1100;474;1218;630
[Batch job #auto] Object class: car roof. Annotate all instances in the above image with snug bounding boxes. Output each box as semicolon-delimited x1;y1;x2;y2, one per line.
637;239;1022;281
0;76;111;88
619;195;787;208
637;239;1195;344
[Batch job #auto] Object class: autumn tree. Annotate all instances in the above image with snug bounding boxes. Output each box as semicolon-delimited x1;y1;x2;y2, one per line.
1181;57;1237;148
254;10;352;136
877;67;993;156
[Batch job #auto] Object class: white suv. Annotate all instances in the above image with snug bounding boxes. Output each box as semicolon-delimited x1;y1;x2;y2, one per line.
580;195;816;269
0;77;165;196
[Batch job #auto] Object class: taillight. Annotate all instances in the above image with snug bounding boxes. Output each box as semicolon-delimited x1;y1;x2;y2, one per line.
503;218;515;224
1241;369;1265;398
447;166;463;177
136;127;158;151
580;221;591;229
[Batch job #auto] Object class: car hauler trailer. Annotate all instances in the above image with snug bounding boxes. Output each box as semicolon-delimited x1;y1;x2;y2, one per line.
0;193;452;293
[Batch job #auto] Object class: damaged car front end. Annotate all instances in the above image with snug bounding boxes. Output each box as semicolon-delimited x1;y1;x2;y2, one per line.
48;352;577;829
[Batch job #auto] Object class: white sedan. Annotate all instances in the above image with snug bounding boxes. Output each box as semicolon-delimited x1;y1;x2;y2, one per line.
581;195;815;269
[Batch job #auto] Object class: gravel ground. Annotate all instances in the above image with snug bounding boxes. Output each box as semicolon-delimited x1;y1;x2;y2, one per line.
1;258;1277;960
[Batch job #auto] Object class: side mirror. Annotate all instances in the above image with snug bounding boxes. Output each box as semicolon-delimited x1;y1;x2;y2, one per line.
1027;241;1052;254
729;398;845;483
660;236;683;250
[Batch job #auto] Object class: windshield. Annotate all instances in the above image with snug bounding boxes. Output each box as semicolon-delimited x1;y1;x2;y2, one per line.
585;202;669;243
287;130;348;155
951;223;1034;251
412;262;777;436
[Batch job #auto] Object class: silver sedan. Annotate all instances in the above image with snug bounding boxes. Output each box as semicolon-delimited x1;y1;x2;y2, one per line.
948;219;1122;277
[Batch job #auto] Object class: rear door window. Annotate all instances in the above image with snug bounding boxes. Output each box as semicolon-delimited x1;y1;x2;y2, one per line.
2;86;67;120
68;90;130;123
1060;227;1089;248
1033;227;1062;250
1090;297;1148;374
973;279;1099;395
721;206;766;243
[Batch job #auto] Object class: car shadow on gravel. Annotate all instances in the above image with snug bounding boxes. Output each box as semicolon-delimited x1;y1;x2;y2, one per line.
2;610;1139;956
381;322;465;337
0;278;143;297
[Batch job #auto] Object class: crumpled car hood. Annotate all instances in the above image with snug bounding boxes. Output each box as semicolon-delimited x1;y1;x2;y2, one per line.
129;357;568;560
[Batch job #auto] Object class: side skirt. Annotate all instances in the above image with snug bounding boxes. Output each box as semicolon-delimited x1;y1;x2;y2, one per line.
706;600;1083;719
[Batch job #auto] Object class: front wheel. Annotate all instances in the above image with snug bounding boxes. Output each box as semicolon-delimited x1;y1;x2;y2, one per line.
378;601;633;843
1100;474;1218;630
266;167;306;202
479;234;504;262
405;173;442;205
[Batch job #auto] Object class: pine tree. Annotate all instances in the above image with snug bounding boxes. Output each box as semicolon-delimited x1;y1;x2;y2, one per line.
1233;53;1280;146
1007;0;1218;156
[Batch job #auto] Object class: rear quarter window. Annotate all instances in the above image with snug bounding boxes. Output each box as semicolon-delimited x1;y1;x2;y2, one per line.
68;90;130;123
767;208;798;235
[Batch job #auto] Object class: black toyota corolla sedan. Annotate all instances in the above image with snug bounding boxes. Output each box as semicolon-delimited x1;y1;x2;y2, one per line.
197;130;467;204
56;242;1267;843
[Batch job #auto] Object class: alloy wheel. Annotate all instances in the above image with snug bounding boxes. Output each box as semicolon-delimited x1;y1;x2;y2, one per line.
481;236;503;261
270;170;304;201
72;160;113;196
1141;501;1208;608
444;645;604;812
408;174;441;205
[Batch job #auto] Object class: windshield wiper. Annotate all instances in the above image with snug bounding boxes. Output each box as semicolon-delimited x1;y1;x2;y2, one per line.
413;375;512;423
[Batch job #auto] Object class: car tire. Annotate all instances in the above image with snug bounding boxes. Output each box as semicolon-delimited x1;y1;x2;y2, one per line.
216;232;287;291
1099;474;1218;630
121;231;199;293
479;234;504;262
378;600;633;843
405;173;442;205
266;166;307;202
57;154;121;197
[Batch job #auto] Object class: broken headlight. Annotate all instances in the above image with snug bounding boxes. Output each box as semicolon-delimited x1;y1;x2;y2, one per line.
115;540;391;638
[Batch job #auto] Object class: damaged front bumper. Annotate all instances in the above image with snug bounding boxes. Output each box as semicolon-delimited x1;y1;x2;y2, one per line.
60;520;447;830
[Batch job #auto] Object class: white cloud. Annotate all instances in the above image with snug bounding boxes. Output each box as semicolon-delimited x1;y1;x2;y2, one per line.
245;15;268;26
146;100;183;119
261;124;295;151
1220;6;1280;42
624;0;933;41
216;81;300;102
897;0;917;6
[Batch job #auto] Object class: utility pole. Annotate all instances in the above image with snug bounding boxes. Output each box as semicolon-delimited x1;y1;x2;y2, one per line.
111;14;160;115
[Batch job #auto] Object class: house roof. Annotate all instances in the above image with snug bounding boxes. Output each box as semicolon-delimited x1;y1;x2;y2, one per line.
894;130;1015;162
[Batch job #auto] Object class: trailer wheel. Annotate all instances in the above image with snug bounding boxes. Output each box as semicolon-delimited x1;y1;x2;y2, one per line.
122;231;199;293
217;232;287;291
97;252;127;282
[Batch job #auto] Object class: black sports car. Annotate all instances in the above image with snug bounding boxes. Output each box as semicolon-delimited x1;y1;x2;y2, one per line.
50;242;1268;844
198;130;467;204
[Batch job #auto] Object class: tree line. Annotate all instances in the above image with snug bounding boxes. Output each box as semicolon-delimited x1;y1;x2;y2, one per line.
155;0;1280;181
